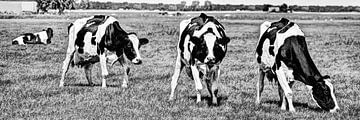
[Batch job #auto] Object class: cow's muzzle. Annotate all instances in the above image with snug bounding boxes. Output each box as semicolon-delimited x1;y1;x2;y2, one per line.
132;58;142;65
205;56;216;64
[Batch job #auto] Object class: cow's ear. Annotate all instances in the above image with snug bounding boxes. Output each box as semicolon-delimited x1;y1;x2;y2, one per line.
139;38;149;46
218;37;230;45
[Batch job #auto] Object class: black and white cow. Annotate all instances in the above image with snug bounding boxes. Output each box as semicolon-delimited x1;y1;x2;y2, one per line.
12;28;53;45
255;18;339;112
60;15;149;88
169;13;230;105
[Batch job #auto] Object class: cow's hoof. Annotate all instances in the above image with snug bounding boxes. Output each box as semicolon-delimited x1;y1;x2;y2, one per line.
102;85;107;88
280;106;286;111
59;83;64;87
255;100;261;105
168;97;174;101
121;84;128;88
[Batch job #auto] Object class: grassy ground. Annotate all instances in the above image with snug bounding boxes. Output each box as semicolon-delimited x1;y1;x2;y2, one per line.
0;12;359;119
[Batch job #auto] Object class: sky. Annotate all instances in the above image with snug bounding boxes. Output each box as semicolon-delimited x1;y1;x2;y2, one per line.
91;0;360;6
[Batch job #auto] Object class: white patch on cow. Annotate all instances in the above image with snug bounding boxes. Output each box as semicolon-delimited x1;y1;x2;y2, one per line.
184;35;192;61
256;21;271;61
274;24;304;55
204;33;216;63
218;44;225;51
34;31;49;44
13;36;25;45
128;34;142;63
193;22;222;38
82;32;98;56
324;79;340;112
260;38;275;68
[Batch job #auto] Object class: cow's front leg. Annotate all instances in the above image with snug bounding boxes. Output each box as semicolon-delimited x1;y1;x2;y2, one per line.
169;54;184;101
117;55;130;88
276;69;295;112
100;53;108;88
84;64;94;86
206;65;220;105
190;65;203;103
256;69;266;104
60;50;75;87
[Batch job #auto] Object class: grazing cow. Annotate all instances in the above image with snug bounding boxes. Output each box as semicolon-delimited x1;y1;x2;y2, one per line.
255;18;339;112
169;13;230;105
12;28;53;45
60;15;149;88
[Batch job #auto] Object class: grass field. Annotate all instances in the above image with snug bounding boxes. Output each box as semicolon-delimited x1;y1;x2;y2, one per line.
0;12;360;119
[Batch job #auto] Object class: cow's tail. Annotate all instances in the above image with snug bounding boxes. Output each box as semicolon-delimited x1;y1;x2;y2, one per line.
67;23;76;67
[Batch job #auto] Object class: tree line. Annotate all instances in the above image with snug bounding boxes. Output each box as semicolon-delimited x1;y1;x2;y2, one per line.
36;0;360;14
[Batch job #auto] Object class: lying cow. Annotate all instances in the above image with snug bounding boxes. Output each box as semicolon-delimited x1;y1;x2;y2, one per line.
255;18;339;112
60;15;149;88
12;28;53;45
169;13;230;105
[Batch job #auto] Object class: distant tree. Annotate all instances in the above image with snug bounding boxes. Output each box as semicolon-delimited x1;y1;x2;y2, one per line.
279;3;288;12
35;0;75;15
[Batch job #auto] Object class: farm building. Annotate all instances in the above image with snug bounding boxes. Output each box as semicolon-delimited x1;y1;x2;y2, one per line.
0;0;37;13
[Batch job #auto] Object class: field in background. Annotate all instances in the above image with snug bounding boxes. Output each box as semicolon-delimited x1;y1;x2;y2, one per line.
0;12;359;119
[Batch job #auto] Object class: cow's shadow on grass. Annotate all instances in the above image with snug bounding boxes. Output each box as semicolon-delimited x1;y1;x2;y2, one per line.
66;83;120;87
0;80;13;86
188;96;228;106
264;100;324;112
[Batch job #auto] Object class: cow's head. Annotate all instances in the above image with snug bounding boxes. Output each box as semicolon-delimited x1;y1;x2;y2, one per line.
123;33;149;64
311;76;339;112
190;15;230;65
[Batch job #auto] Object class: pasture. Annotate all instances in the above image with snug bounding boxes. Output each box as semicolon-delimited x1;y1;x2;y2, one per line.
0;11;359;119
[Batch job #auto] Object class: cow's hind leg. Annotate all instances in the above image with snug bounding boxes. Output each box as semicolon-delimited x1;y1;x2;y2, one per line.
206;65;220;105
256;69;266;104
169;54;184;101
84;64;94;86
60;50;75;87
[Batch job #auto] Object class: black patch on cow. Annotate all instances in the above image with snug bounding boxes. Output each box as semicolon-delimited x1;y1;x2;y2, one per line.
91;36;96;45
275;35;323;85
312;80;336;111
270;18;289;29
278;22;295;33
22;33;41;44
98;21;128;54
